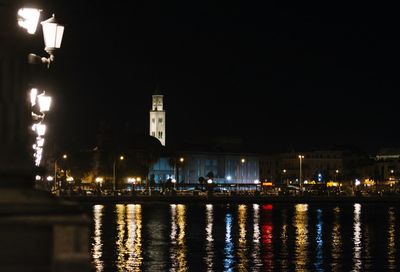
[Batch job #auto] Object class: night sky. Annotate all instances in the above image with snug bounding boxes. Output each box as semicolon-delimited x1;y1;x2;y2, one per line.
42;0;400;153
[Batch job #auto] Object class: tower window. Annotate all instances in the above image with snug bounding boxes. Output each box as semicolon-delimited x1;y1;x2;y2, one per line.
158;131;163;139
151;131;155;137
158;118;163;123
152;118;155;123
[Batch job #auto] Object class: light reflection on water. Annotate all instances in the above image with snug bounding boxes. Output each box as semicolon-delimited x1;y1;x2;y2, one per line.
90;203;400;272
204;204;214;271
294;204;308;272
224;213;234;272
252;204;261;271
331;206;342;272
170;204;188;272
388;207;396;270
92;204;104;272
237;204;248;271
315;209;323;272
353;203;362;272
261;204;274;271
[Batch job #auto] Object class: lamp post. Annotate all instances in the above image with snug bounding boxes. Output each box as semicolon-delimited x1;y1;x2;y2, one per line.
298;155;304;193
54;153;67;195
283;169;288;186
113;155;124;192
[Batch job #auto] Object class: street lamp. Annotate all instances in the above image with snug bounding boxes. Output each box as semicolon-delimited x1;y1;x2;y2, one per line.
335;169;339;182
282;169;288;186
26;13;65;68
298;155;304;193
113;155;124;192
54;153;67;195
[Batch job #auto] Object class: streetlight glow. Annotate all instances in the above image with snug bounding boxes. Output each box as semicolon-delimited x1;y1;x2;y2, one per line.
17;8;41;34
30;88;38;106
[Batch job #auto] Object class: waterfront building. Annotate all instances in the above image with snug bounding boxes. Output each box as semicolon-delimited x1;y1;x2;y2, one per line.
150;150;260;185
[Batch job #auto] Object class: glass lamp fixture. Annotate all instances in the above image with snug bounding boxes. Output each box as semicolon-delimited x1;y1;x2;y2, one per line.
41;14;64;61
37;94;52;112
17;8;41;34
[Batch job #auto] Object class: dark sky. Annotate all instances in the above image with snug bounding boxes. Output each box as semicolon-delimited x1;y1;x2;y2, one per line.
42;0;400;152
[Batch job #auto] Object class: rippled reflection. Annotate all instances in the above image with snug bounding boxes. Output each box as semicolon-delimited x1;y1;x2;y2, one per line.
116;204;126;270
114;204;143;271
252;204;261;271
224;213;234;272
279;209;289;270
92;205;104;272
205;204;214;271
170;204;188;272
353;203;362;271
315;209;323;271
125;204;143;271
331;206;342;272
262;204;274;271
294;204;308;272
388;207;396;270
237;205;248;271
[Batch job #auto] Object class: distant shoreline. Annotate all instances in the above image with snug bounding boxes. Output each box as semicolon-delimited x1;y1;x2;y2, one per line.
61;195;400;204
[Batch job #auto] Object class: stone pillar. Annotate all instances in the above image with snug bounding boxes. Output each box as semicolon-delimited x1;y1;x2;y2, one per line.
0;2;92;271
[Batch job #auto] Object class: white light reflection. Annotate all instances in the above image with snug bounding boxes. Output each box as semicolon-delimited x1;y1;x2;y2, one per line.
315;209;323;271
92;205;104;272
294;204;308;271
205;204;214;271
352;203;362;271
237;205;248;270
223;213;234;272
252;204;261;271
388;207;396;270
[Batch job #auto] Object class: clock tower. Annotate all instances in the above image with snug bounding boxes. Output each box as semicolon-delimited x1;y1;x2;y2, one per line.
149;92;166;146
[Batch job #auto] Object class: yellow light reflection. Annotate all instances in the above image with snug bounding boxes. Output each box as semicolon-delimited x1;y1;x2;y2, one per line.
237;205;248;271
331;206;342;272
352;203;362;271
205;204;214;271
170;204;188;272
116;204;126;271
387;207;396;270
92;205;104;272
252;204;261;270
125;204;143;271
294;204;308;271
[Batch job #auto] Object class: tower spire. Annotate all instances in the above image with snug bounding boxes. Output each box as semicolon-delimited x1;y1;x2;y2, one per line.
149;90;166;146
